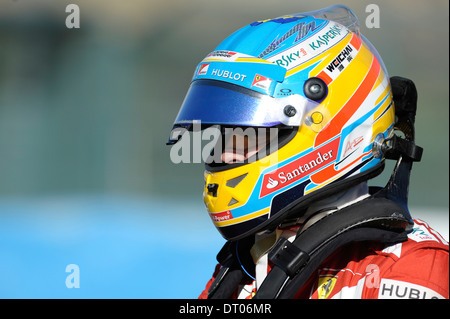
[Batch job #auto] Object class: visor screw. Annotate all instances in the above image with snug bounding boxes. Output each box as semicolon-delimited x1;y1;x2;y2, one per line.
310;84;321;94
284;105;297;117
304;77;328;101
372;133;386;159
310;112;323;124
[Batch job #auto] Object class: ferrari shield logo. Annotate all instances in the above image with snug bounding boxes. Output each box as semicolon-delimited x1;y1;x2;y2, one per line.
317;276;337;299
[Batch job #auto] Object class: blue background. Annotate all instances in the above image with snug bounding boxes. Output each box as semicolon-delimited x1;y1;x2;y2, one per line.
0;195;224;298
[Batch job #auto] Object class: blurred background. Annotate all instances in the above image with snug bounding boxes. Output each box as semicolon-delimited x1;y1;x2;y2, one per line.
0;0;448;298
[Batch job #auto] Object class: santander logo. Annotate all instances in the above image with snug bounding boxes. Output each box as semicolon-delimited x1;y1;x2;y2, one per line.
266;177;279;189
260;137;340;198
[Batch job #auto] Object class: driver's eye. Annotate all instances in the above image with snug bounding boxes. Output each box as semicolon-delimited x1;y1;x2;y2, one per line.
221;130;269;164
205;126;284;167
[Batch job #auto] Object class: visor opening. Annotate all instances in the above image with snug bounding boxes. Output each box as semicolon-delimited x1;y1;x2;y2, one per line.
205;125;297;171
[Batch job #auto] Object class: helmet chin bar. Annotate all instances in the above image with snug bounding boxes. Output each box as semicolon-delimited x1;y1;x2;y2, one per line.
207;76;425;299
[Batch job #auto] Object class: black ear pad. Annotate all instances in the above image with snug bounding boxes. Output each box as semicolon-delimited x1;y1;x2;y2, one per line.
303;77;328;101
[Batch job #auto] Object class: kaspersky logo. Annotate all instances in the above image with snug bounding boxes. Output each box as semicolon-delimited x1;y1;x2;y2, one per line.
260;137;340;197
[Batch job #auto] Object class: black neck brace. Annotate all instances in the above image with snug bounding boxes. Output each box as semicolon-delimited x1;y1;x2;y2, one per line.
207;183;412;299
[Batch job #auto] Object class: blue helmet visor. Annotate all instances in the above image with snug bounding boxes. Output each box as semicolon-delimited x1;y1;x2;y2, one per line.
175;80;278;126
168;79;319;144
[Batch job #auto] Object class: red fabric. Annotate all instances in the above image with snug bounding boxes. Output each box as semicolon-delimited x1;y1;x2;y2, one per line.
199;219;449;299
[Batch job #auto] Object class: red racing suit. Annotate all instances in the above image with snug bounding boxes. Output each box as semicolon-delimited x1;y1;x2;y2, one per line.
199;219;449;299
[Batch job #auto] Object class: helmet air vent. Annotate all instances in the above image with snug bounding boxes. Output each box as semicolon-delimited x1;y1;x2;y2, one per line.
207;183;219;197
226;173;248;188
228;198;239;207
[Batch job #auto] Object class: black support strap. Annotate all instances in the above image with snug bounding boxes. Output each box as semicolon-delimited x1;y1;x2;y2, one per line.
382;76;423;162
268;237;310;277
383;135;422;162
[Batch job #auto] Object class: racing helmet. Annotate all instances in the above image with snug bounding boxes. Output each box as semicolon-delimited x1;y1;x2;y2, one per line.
168;5;396;241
